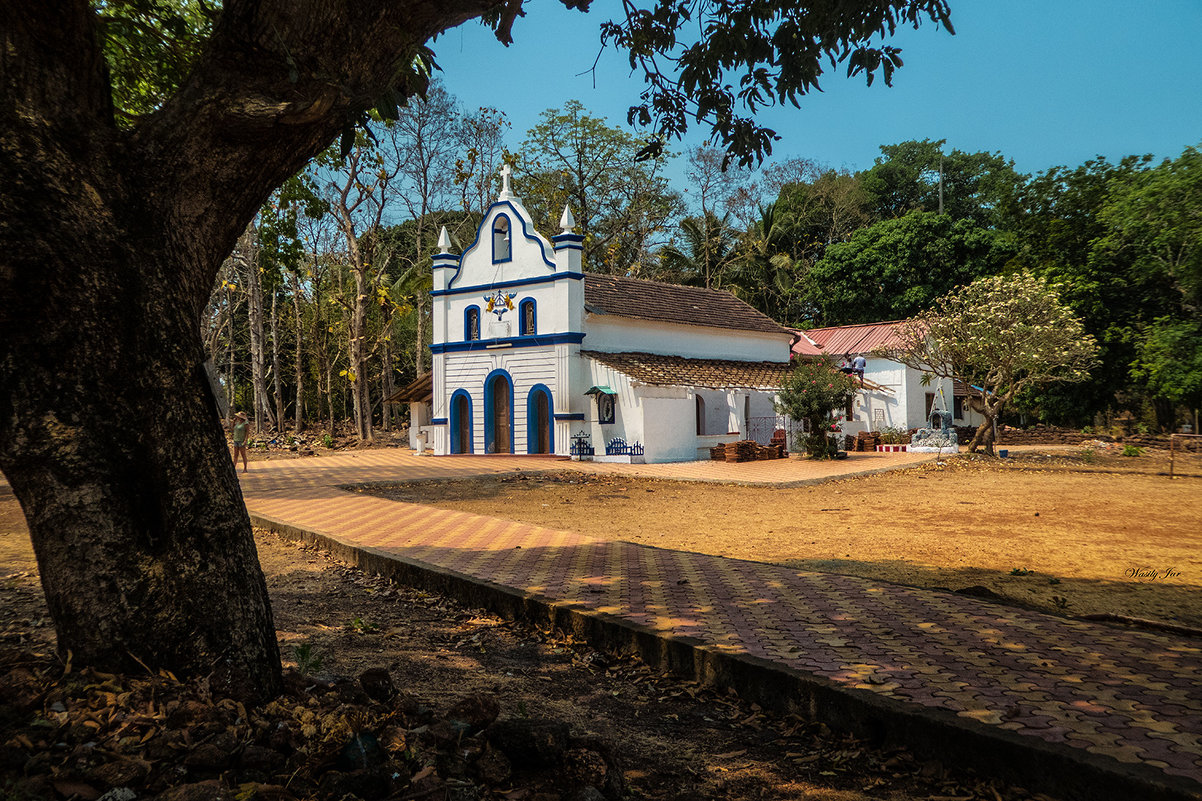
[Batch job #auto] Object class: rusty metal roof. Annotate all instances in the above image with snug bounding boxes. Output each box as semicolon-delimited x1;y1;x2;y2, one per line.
582;350;791;390
791;321;906;357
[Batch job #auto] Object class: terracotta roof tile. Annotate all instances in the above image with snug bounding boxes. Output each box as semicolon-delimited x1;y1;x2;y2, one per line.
584;273;789;335
582;350;791;390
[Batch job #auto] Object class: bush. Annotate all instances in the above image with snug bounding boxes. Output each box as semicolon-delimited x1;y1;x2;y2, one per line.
776;356;857;459
1121;444;1143;457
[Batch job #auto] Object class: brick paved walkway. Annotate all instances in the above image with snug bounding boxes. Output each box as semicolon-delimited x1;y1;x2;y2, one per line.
240;450;1202;799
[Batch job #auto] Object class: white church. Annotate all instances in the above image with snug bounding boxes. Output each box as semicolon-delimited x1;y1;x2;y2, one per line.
416;166;796;463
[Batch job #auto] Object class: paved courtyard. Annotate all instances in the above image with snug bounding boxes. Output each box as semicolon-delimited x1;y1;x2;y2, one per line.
241;448;1202;800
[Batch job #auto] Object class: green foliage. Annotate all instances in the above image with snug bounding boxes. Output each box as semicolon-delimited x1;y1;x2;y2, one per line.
292;643;324;676
807;211;1016;325
1121;444;1143;457
96;0;216;120
343;617;378;634
775;355;857;459
656;213;738;289
519;102;682;274
1131;317;1202;408
1009;567;1032;576
598;2;954;167
893;272;1099;453
860;139;1024;225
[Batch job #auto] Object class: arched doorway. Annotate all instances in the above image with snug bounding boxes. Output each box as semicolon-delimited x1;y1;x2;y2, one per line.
484;370;513;454
450;390;472;454
527;385;553;454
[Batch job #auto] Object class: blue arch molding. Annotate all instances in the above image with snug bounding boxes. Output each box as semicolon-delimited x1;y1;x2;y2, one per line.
430;331;585;354
448;201;557;287
449;389;473;454
526;383;555;454
463;304;481;341
491;213;513;264
519;297;537;336
483;368;515;454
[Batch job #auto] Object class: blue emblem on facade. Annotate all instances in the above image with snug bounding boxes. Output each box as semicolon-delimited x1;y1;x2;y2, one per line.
485;290;516;320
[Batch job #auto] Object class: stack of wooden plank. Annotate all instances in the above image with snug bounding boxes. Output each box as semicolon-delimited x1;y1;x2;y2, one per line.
725;440;760;462
855;431;882;452
754;443;785;460
720;440;785;462
710;444;727;461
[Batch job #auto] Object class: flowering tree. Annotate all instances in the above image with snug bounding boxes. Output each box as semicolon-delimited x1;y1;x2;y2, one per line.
891;273;1099;454
776;355;858;458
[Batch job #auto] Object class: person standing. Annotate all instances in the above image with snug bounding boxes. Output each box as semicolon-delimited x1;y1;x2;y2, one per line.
231;411;252;473
851;354;867;380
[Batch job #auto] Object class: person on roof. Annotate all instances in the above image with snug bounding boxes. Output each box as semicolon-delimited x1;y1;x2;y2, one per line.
851;354;867;380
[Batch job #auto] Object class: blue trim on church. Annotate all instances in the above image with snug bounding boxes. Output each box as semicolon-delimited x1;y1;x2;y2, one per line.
430;332;585;354
449;200;557;287
483;369;515;454
430;271;583;298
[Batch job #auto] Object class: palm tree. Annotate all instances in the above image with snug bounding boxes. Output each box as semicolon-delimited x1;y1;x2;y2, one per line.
656;212;738;289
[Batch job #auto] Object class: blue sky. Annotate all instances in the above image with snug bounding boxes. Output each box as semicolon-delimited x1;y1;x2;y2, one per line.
433;0;1202;179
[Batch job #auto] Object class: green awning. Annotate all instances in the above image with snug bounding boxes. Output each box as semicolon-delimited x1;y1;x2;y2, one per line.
584;385;616;396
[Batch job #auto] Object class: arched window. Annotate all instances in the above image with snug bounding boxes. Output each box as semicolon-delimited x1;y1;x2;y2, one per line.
519;298;536;336
695;394;706;435
492;215;511;263
465;306;480;341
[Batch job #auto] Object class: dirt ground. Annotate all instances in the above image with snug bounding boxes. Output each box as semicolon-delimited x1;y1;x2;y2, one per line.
362;449;1202;630
0;504;1045;800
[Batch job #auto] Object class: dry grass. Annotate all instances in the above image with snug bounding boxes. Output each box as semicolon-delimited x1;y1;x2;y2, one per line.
364;450;1202;629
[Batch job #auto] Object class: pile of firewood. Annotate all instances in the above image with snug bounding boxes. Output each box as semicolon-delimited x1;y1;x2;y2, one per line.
716;440;784;462
854;431;882;452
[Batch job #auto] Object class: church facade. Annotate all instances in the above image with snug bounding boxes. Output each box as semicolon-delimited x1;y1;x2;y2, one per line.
426;170;795;463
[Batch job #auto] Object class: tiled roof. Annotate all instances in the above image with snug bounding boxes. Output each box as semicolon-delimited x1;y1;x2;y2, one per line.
791;321;906;357
581;350;791;390
388;372;433;404
584;273;789;335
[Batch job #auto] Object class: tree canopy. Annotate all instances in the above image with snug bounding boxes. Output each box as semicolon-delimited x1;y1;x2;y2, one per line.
0;0;959;697
891;273;1099;453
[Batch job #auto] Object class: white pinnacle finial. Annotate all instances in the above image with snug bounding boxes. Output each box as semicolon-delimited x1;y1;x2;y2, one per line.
437;226;451;254
559;204;576;233
498;163;514;199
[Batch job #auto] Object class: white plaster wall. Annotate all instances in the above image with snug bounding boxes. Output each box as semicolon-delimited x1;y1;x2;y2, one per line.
580;358;641;452
640;394;706;462
583;316;791;362
451;200;557;287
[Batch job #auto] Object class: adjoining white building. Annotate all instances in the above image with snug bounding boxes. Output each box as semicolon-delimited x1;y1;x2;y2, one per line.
422;169;795;463
792;322;986;435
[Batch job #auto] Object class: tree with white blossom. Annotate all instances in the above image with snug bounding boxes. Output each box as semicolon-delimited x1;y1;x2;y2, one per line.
890;273;1099;454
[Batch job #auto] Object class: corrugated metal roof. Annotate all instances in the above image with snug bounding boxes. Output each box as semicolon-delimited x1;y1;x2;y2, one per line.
790;321;906;357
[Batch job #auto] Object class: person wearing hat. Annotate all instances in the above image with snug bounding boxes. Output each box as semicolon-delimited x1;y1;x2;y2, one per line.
231;412;252;473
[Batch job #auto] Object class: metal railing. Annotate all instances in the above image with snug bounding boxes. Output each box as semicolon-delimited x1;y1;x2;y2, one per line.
1169;433;1202;478
746;415;806;447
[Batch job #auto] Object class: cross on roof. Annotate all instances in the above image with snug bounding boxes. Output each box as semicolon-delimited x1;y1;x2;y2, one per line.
498;163;513;197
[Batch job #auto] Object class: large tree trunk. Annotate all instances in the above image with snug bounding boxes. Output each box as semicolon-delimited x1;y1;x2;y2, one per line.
0;209;283;701
1;0;495;699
